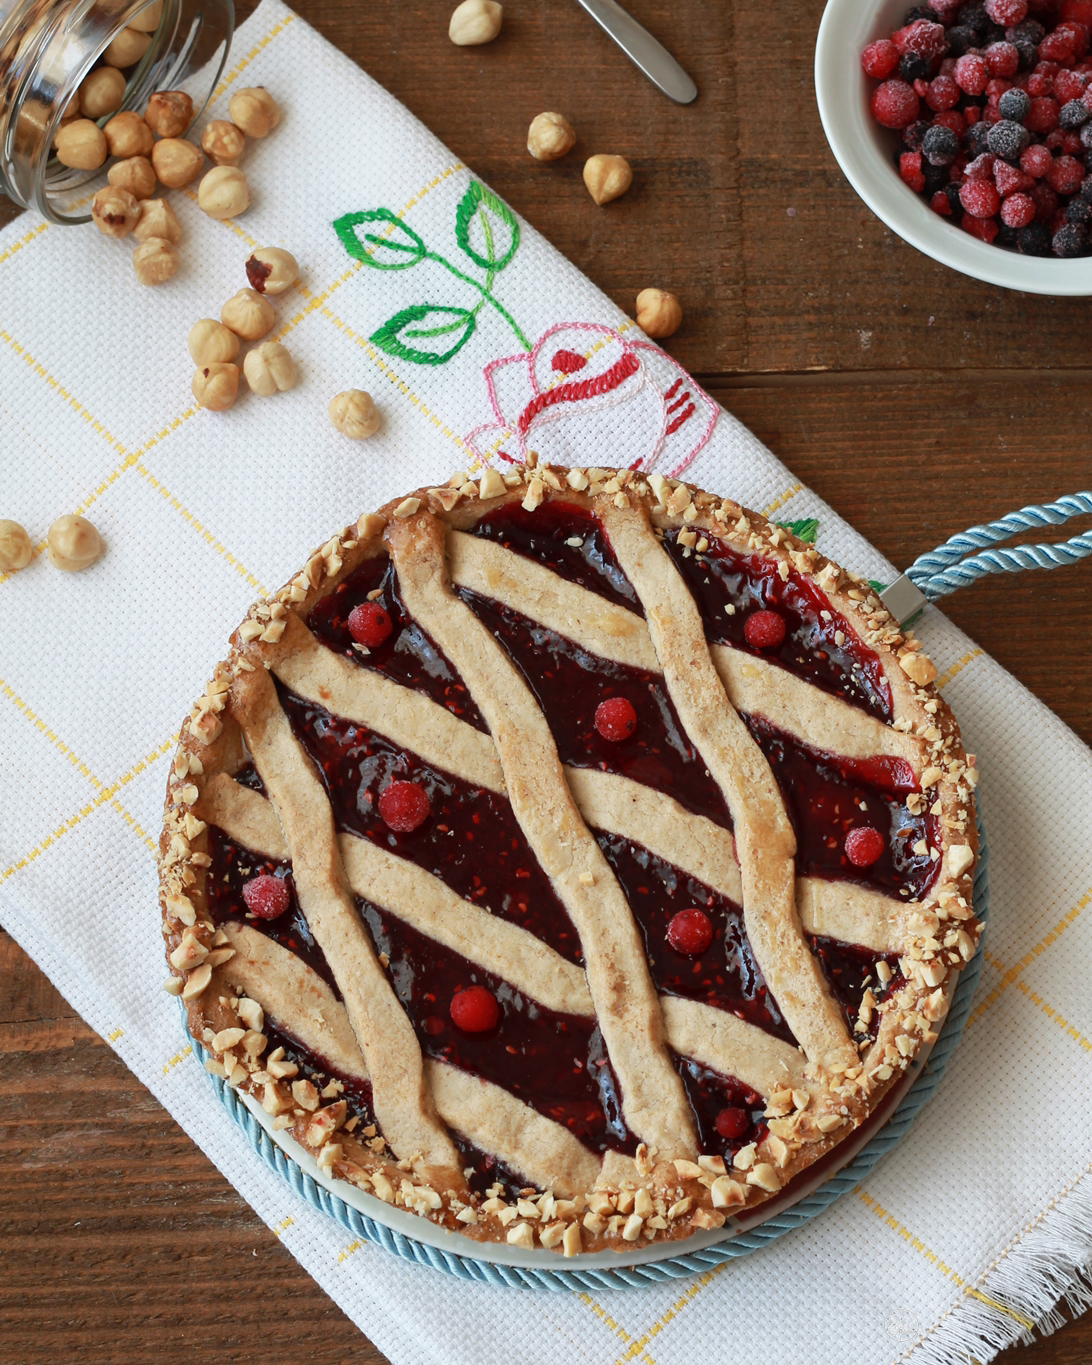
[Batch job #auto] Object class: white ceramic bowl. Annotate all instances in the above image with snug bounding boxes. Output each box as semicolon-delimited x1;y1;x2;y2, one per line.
814;0;1092;295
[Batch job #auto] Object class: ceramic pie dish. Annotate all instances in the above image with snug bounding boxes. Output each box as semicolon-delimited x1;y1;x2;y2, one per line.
159;461;982;1259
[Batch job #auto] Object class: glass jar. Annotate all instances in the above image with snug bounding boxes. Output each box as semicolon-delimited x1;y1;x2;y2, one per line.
0;0;233;223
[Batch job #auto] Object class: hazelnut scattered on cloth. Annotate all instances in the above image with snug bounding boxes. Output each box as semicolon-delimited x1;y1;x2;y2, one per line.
527;111;576;161
192;363;240;411
228;87;279;138
79;66;125;118
151;138;203;188
134;198;181;243
144;90;194;138
133;237;180;286
104;25;151;67
188;319;240;366
108;155;157;201
244;341;297;396
328;389;380;439
46;515;102;572
0;520;33;573
91;185;140;238
636;288;682;338
583;154;632;205
55;119;107;170
245;247;297;295
198;165;250;219
221;288;274;341
449;0;502;45
104;111;154;159
202;120;246;166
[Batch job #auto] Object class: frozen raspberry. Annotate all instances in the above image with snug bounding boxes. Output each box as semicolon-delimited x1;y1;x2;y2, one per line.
1048;151;1086;190
845;827;885;868
963;211;1001;239
1026;95;1061;130
242;873;290;920
1019;219;1054;251
924;124;961;163
998;85;1032;118
986;76;1015;103
1053;220;1091;251
1055;69;1089;100
1021;141;1054;174
347;601;393;648
862;38;900;78
1060;96;1092;125
985;0;1027;21
667;909;714;956
872;79;922;127
378;780;431;832
932;188;955;213
995;159;1034;192
1040;29;1078;61
1001;189;1037;223
1059;20;1091;57
901;150;927;190
743;609;787;649
450;985;500;1033
960;178;1002;214
986;40;1021;75
594;696;637;741
932;0;964;17
988;117;1032;157
965;151;998;178
893;19;950;60
956;52;991;93
927;74;962;108
982;103;1003;125
1027;71;1054;97
934;108;967;133
1063;0;1092;21
715;1107;751;1140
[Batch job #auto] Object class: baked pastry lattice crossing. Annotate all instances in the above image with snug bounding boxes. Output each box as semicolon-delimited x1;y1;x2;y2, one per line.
160;464;981;1256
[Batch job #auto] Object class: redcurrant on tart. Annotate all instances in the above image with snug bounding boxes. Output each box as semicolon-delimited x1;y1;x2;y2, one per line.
594;696;637;741
241;873;290;919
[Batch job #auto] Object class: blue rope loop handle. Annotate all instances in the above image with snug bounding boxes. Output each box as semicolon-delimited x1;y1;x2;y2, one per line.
188;819;990;1293
905;492;1092;602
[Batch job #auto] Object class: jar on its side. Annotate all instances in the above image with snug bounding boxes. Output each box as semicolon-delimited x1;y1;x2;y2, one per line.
0;0;233;223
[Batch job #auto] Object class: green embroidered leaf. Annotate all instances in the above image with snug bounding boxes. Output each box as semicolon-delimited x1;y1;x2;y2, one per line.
454;181;519;274
370;305;476;365
777;518;819;544
867;578;888;595
333;209;427;270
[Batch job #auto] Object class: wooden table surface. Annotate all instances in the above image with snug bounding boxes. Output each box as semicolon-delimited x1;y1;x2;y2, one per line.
2;2;1090;1360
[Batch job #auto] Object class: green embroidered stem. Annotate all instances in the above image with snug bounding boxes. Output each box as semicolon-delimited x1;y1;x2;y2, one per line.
425;250;531;350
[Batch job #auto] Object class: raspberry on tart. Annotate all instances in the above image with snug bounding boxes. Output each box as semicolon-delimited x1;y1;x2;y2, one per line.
161;463;980;1259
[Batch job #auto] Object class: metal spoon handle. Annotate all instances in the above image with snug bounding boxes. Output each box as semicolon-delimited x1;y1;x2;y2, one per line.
573;0;698;104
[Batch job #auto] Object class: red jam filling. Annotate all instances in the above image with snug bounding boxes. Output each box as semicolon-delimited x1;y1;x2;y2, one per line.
663;531;893;723
451;1133;537;1201
673;1055;768;1163
276;686;582;964
259;1014;376;1131
307;556;488;733
455;590;732;828
358;898;635;1156
809;935;902;1036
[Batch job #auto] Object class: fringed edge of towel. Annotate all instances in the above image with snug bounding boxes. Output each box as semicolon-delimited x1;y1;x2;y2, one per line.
909;1164;1092;1364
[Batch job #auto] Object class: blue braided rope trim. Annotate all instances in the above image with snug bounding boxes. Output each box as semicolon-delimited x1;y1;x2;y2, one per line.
906;492;1092;602
187;821;989;1292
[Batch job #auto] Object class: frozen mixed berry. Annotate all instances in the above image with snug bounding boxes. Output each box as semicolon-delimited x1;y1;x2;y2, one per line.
965;151;997;179
901;150;927;190
900;52;932;82
1060;97;1092;127
955;53;991;93
998;85;1032;119
932;187;954;212
945;23;979;53
964;121;993;156
926;73;962;108
985;0;1027;21
1020;142;1053;176
872;79;922;127
862;38;900;78
958;2;991;34
1018;219;1053;252
1053;220;1091;252
242;873;290;920
743;609;787;649
987;118;1032;158
1080;172;1092;198
1048;152;1086;192
845;827;886;868
923;123;961;162
1030;179;1059;219
1000;189;1036;224
995;159;1033;193
666;909;714;956
378;779;431;832
1066;195;1092;223
594;696;637;741
1007;17;1045;44
715;1106;751;1141
450;985;501;1033
347;601;393;648
903;119;932;150
1026;95;1061;131
894;19;950;58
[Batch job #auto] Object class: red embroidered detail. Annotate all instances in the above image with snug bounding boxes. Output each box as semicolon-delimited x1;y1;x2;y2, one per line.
497;450;516;463
666;391;691;415
517;351;640;436
551;349;587;374
665;402;695;436
663;377;684;401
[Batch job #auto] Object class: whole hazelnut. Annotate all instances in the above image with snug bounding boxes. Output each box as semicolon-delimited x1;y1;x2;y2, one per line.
227;86;279;138
91;185;140;238
583;154;632;205
328;389;380;439
197;165;250;219
449;0;502;45
245;246;298;295
201;119;246;166
79;66;125;118
221;288;274;341
55;119;108;170
244;341;297;396
0;520;33;573
144;89;194;138
635;288;682;339
60;92;80;123
151;137;203;188
128;0;163;32
104;110;154;158
192;363;240;411
527;111;575;161
104;26;151;68
133;197;181;243
108;154;156;200
133;236;180;286
46;515;102;572
188;318;240;366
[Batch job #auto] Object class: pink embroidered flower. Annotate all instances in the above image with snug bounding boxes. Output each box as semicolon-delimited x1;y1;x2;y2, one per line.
463;322;718;476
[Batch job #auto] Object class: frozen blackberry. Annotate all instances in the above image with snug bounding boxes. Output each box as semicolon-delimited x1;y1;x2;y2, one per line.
957;2;991;33
944;181;965;213
923;159;950;193
1052;223;1090;256
899;52;932;82
945;24;979;54
1081;124;1092;153
1017;221;1052;254
923;123;961;164
964;121;992;156
1080;175;1092;202
1012;36;1038;68
903;119;932;150
997;87;1031;122
1006;18;1045;44
1059;99;1091;130
995;222;1020;247
903;4;939;18
1065;196;1092;226
987;118;1032;159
